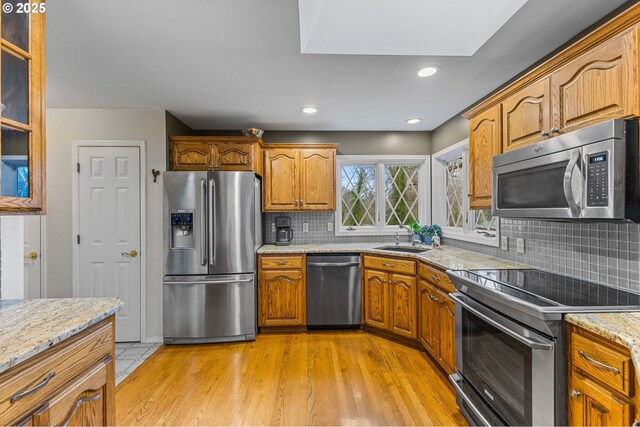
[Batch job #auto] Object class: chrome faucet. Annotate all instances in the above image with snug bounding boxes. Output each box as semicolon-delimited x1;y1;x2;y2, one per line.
399;224;421;246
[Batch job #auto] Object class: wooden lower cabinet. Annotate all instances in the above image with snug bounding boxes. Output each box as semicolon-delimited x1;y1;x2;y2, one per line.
258;255;306;327
0;317;116;426
363;269;389;330
418;267;456;374
389;273;417;339
568;324;638;426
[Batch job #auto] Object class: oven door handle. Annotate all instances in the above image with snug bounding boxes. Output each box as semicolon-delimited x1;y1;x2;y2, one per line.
563;150;582;218
450;294;553;351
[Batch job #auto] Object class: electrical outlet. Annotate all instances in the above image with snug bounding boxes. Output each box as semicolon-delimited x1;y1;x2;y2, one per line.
271;223;276;232
516;238;525;254
327;222;334;232
501;236;508;251
302;222;309;233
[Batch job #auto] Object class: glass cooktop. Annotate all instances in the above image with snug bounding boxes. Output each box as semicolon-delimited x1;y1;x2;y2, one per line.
450;269;640;309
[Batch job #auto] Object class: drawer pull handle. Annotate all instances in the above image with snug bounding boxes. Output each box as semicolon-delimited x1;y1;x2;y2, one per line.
275;261;287;265
11;371;56;403
429;294;439;302
579;350;620;374
431;274;440;282
382;263;396;267
569;389;581;398
60;392;102;427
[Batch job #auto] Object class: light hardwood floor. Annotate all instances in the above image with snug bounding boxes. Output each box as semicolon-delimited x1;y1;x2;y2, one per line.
116;331;468;426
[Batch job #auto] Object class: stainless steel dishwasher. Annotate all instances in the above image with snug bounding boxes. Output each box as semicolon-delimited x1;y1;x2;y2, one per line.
306;253;361;328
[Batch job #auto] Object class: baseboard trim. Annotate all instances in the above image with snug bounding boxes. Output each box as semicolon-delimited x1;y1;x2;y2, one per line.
143;336;163;343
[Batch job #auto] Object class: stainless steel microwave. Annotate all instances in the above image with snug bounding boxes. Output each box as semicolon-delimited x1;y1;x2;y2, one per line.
492;119;640;221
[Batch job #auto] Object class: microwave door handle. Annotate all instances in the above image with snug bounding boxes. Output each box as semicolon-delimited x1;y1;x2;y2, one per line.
209;179;216;267
563;150;582;217
200;179;207;266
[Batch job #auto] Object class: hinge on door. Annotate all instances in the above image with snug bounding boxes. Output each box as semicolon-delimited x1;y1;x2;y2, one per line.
77;163;80;173
77;235;80;244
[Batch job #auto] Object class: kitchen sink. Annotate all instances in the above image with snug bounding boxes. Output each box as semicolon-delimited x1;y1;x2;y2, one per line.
374;246;431;254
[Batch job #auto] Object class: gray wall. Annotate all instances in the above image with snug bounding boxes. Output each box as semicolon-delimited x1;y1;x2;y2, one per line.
165;111;193;169
431;115;468;153
192;130;432;155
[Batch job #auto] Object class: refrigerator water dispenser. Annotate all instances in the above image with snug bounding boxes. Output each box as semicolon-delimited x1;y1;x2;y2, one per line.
170;212;194;249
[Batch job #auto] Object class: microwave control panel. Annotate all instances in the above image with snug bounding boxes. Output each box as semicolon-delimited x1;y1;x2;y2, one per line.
587;153;608;207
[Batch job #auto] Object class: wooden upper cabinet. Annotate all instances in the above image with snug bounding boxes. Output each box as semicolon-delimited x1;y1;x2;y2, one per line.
171;141;212;171
389;273;417;339
262;144;338;212
363;268;389;330
502;77;552;151
169;136;263;174
552;28;639;135
0;2;46;212
299;149;336;211
212;142;253;171
258;269;306;327
469;105;501;209
263;149;299;211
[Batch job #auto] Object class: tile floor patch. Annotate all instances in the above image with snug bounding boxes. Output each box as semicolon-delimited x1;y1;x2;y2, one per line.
115;342;161;385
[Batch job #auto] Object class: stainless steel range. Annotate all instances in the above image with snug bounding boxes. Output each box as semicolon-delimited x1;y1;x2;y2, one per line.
446;268;640;426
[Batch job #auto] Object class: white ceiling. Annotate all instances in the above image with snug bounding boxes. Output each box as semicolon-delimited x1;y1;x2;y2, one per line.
46;0;630;131
299;0;528;56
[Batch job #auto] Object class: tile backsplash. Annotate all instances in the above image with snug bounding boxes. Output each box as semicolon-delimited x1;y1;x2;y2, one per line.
445;219;640;292
263;212;410;245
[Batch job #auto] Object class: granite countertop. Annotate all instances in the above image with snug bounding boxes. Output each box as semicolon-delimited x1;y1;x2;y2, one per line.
565;312;640;374
0;298;123;374
258;243;527;270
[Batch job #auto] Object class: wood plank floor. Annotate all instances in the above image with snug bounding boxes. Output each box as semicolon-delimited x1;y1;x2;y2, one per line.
116;331;468;426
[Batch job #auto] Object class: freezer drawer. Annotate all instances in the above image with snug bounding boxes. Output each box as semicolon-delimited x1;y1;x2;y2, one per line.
163;274;256;344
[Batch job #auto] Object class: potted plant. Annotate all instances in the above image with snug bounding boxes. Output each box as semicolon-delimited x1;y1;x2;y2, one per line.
419;224;443;245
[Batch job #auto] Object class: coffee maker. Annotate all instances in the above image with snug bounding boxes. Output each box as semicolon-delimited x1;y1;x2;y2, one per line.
275;216;293;246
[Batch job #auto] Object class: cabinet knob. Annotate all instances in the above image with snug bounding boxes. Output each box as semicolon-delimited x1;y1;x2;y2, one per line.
550;127;559;134
569;389;581;399
540;130;549;137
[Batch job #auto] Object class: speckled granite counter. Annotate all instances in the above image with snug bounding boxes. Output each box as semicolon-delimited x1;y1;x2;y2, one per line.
566;312;640;373
0;298;123;374
258;243;527;270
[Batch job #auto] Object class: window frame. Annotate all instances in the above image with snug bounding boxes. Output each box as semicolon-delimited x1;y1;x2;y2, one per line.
432;139;500;247
335;155;431;236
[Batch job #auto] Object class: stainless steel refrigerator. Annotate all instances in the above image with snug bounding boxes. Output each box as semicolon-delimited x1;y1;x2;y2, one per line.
163;171;262;344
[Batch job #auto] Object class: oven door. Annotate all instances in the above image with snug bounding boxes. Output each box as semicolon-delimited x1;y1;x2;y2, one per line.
492;147;584;219
451;293;555;426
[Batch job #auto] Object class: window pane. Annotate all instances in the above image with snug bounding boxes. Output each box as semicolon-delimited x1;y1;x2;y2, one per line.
1;50;29;124
1;127;29;197
341;165;376;227
445;157;464;228
385;165;419;226
2;0;29;51
473;209;497;232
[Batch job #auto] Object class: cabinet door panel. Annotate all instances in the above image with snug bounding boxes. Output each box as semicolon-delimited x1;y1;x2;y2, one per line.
437;289;456;374
213;142;253;171
502;78;551;151
264;150;299;211
171;142;212;171
418;280;439;356
552;29;639;134
469;105;501;209
299;149;335;211
259;270;305;326
389;273;417;339
568;372;632;427
363;269;389;330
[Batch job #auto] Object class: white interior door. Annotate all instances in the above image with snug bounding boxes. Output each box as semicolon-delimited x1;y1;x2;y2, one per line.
77;146;141;342
23;215;42;298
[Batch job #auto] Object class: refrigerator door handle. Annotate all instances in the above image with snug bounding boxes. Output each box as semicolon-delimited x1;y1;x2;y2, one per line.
200;178;207;266
209;179;216;267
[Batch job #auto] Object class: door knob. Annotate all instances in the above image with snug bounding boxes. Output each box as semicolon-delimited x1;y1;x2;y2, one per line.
121;250;138;258
24;252;38;260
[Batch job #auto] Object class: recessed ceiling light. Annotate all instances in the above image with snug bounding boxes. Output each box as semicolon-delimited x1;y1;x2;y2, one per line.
302;107;317;114
416;66;439;78
406;118;422;124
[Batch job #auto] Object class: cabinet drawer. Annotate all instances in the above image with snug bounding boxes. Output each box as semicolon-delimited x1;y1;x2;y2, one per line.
571;329;633;397
0;321;113;425
418;263;455;293
363;255;415;275
260;255;304;270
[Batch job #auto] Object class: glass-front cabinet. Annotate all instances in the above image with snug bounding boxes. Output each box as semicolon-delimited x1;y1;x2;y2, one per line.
0;0;45;211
